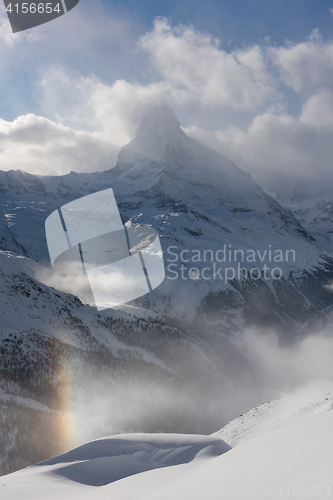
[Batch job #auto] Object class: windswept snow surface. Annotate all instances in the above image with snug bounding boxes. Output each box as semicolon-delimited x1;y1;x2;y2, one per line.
0;434;230;499
2;383;333;499
214;381;333;447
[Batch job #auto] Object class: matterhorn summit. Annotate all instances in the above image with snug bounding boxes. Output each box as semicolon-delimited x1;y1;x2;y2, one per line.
118;102;183;165
114;102;258;200
111;102;313;253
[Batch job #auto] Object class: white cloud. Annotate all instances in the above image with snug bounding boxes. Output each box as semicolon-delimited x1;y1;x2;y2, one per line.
269;31;333;94
189;111;333;178
0;114;116;175
300;89;333;129
140;19;333;104
139;18;278;110
0;71;173;175
40;71;171;143
184;95;333;179
242;330;333;393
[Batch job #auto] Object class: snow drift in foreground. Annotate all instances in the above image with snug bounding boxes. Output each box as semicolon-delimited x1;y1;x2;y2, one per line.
2;382;333;500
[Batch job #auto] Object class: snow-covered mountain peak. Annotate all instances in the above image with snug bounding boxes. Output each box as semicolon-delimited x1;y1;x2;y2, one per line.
117;102;183;166
113;103;262;202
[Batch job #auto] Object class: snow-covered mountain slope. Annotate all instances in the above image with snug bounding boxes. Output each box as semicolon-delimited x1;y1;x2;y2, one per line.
0;251;169;361
2;384;332;500
214;380;333;446
1;104;333;330
262;173;333;258
0;250;256;394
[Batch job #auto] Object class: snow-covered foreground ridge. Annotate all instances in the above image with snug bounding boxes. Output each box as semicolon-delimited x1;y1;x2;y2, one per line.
3;383;333;500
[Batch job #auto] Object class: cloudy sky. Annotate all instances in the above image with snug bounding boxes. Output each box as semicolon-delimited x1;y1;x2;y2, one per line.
0;0;333;180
